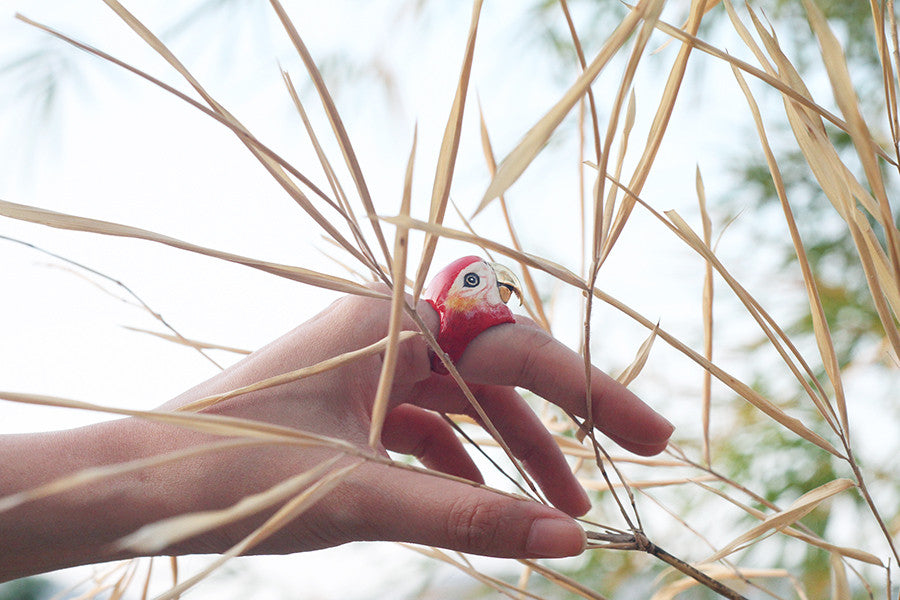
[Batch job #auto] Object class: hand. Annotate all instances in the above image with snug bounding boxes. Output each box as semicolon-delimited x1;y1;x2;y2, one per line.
0;290;673;581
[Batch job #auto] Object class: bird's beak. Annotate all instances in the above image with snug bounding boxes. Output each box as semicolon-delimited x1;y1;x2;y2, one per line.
488;262;523;305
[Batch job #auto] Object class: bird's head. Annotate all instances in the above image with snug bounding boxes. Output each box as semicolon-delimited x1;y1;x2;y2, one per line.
424;255;522;373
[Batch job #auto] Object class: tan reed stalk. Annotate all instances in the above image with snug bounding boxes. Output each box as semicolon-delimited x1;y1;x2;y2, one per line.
5;0;900;597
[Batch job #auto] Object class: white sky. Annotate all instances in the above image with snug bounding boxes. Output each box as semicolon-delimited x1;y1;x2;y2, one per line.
2;1;897;598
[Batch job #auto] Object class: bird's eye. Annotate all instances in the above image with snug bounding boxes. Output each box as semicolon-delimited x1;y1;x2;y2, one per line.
462;272;480;288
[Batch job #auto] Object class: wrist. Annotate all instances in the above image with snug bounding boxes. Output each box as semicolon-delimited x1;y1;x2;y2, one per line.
0;416;216;581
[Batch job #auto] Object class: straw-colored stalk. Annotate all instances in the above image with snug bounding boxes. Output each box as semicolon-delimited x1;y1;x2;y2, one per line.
3;0;900;598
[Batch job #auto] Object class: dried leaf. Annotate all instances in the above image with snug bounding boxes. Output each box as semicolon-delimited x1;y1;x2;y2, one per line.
382;215;586;291
0;200;384;299
830;552;850;600
124;327;251;355
616;322;658;387
179;331;419;413
413;0;483;300
369;129;417;447
116;456;343;552
477;1;649;212
270;0;392;271
705;478;855;562
651;565;789;600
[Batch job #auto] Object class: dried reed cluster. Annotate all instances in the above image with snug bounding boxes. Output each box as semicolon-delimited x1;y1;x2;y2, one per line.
2;0;899;598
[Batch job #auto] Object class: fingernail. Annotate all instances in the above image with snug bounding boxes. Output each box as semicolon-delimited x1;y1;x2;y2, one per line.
525;518;586;558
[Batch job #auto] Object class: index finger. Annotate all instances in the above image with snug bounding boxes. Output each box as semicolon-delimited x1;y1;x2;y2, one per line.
453;321;674;456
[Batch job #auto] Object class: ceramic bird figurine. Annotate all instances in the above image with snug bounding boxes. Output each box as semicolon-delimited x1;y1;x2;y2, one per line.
424;255;522;373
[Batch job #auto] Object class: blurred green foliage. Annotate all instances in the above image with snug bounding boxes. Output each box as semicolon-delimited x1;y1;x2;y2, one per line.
0;577;57;600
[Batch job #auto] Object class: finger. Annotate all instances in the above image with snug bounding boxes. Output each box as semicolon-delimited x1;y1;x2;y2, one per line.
349;461;586;559
381;405;483;484
455;323;674;456
464;386;591;517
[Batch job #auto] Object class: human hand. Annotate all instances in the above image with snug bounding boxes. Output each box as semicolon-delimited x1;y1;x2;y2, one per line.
156;289;673;559
0;287;674;582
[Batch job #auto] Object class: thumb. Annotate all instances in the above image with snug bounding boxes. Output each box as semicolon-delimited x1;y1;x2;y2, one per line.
348;462;586;558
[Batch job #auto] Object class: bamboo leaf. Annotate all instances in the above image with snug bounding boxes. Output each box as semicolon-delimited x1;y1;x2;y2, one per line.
704;479;855;562
270;0;392;272
151;461;361;600
179;331;419;413
382;215;586;291
616;322;658;387
830;553;850;600
804;0;900;282
476;0;649;212
412;0;484;300
123;327;252;355
369;129;417;447
729;63;843;433
116;456;343;553
0;199;385;299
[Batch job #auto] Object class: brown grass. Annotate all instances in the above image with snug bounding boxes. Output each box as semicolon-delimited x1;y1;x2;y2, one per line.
3;0;900;598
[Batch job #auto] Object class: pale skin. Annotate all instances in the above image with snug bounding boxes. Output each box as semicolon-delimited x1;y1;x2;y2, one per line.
0;291;674;583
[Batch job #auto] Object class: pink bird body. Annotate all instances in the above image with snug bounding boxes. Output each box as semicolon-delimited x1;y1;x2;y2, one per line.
424;256;519;373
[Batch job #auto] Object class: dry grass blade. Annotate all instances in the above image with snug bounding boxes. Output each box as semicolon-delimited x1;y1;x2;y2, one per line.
123;327;251;355
476;0;648;212
601;90;638;259
729;64;845;433
804;0;900;283
400;546;550;600
116;456;343;553
477;101;551;331
178;331;419;413
0;199;385;299
151;461;361;600
581;474;717;491
1;234;223;369
412;0;483;300
696;167;715;467
651;565;789;600
559;0;604;263
14;13;338;219
383;215;587;291
591;0;664;262
753;7;900;361
590;284;844;457
599;0;704;263
652;10;896;168
518;559;611;600
269;0;391;272
281;69;379;270
663;207;844;435
0;439;261;514
616;322;658;387
368;128;417;447
688;477;885;567
0;390;361;453
830;552;850;600
90;2;377;275
704;478;856;563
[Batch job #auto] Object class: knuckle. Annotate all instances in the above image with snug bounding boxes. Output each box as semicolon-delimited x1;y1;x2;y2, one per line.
518;330;556;389
393;332;432;383
445;497;506;554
